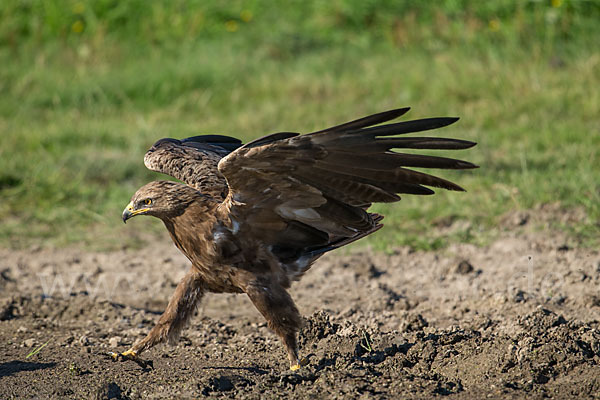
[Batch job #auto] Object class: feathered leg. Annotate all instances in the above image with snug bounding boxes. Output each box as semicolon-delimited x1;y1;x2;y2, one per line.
245;281;306;370
111;269;205;363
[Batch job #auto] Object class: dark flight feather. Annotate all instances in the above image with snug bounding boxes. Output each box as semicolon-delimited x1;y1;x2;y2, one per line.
310;107;410;134
346;117;460;137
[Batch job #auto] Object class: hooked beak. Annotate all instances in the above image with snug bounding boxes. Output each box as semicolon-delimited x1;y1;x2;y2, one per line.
122;201;149;223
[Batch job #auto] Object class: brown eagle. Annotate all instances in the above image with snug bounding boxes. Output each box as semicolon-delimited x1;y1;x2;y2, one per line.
114;108;476;370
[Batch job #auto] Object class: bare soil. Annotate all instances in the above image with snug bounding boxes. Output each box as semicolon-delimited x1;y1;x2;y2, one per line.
1;209;599;399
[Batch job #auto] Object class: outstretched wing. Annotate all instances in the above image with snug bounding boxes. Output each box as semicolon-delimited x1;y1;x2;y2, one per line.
144;135;242;200
217;108;477;271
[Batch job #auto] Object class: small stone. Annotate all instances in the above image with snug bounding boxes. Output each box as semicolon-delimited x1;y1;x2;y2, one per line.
62;335;75;346
17;326;27;333
399;314;428;332
513;290;527;303
109;336;122;348
455;260;474;274
24;338;36;347
584;294;600;308
79;335;89;346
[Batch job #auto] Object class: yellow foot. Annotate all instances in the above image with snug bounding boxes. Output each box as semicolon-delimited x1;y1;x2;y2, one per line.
109;349;153;369
290;357;308;371
110;349;137;361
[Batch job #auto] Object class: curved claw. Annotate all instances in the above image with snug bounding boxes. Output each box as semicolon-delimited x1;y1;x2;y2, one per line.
110;349;137;361
109;349;153;369
290;357;308;371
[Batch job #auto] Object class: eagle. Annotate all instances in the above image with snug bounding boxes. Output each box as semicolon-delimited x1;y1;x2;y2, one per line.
113;107;476;370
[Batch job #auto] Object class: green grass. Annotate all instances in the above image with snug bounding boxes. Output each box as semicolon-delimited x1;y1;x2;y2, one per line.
1;1;598;250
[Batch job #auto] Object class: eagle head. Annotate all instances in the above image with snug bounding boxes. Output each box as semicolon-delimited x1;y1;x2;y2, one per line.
122;181;198;223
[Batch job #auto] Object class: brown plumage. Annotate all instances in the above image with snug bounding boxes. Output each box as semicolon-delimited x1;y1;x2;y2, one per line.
116;107;477;370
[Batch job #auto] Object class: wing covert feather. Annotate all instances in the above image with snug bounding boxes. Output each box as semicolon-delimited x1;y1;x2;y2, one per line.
144;136;241;199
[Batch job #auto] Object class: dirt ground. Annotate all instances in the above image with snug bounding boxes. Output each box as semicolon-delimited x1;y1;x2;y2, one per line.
1;207;599;399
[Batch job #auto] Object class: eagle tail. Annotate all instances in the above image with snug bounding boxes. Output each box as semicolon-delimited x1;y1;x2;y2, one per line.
302;213;384;259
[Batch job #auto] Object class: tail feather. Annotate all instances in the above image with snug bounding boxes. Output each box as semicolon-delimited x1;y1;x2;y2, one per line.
303;220;384;259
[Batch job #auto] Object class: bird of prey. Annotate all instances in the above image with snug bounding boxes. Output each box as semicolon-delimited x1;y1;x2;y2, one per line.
114;107;476;370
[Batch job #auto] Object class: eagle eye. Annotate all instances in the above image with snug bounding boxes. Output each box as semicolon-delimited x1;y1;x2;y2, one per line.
144;198;152;206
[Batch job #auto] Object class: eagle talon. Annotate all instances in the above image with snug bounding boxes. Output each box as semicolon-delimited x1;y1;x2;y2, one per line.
110;349;137;361
290;357;308;371
109;349;153;369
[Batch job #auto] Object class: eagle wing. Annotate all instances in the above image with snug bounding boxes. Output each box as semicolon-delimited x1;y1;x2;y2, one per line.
143;135;242;200
217;108;477;273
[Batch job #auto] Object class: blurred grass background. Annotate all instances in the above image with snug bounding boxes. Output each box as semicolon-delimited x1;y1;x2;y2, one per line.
0;0;598;250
